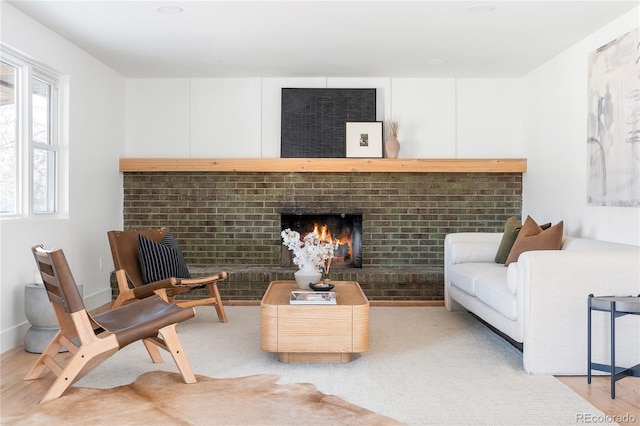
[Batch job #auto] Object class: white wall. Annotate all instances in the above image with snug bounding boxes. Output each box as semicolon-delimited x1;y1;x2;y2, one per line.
0;3;125;352
125;79;191;157
391;78;456;158
456;79;518;158
518;7;639;245
125;76;518;160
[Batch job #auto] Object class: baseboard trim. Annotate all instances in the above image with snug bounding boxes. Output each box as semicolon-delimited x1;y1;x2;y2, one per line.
223;299;445;307
369;300;444;307
1;322;30;354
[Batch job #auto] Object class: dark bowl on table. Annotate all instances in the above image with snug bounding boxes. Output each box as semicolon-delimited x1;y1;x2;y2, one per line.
309;282;335;291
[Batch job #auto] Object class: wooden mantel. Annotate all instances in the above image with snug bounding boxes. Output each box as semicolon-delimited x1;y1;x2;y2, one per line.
119;158;527;173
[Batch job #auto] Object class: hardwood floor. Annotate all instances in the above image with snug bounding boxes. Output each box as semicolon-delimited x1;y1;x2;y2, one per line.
2;344;638;421
557;375;640;424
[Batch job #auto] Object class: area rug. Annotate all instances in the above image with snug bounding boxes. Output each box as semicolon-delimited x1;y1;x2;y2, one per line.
5;371;398;425
10;306;610;425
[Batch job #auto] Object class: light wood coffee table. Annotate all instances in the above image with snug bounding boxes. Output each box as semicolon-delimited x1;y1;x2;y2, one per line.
260;280;369;363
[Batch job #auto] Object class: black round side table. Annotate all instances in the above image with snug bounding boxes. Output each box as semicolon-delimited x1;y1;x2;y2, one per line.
587;294;640;399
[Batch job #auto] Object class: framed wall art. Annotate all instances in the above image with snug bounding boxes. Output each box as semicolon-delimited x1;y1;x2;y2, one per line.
281;88;377;158
345;121;383;158
587;27;640;207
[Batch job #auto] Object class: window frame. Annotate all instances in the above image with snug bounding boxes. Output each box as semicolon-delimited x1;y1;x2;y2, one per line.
1;46;62;220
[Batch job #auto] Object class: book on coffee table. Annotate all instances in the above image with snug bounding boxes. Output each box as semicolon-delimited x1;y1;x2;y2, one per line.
290;291;336;305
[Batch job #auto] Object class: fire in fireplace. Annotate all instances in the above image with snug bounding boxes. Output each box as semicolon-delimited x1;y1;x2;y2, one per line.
281;214;363;268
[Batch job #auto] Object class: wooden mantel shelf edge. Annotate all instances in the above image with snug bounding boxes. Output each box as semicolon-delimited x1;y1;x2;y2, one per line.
119;158;527;173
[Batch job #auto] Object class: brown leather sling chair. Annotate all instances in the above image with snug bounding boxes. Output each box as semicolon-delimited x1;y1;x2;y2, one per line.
107;228;228;322
26;243;197;403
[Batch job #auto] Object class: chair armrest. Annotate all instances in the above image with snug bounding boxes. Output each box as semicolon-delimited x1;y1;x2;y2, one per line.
130;272;227;299
174;271;228;286
131;278;176;299
519;249;640;374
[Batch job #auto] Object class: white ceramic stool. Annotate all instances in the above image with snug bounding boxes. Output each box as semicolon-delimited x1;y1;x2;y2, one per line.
24;282;83;353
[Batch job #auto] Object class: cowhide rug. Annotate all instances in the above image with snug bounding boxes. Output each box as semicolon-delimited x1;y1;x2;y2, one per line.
5;371;400;425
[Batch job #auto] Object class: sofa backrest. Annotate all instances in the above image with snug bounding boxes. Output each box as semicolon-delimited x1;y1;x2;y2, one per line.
561;236;639;252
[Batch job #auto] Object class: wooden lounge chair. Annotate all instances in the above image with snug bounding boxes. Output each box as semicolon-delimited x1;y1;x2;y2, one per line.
107;228;228;322
26;243;197;403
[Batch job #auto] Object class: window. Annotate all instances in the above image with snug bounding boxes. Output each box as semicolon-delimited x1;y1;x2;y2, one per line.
1;47;60;217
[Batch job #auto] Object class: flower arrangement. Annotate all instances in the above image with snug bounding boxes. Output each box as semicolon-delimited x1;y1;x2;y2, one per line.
281;228;338;273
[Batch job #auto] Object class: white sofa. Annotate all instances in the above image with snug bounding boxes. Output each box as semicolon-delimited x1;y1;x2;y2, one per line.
444;233;640;375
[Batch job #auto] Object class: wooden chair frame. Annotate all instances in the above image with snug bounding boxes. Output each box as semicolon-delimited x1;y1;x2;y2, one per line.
107;228;228;322
27;244;197;404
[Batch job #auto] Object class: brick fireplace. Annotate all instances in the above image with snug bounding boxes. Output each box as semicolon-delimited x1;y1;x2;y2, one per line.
118;170;522;301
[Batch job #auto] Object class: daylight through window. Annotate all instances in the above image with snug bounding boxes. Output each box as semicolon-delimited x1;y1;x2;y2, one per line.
1;47;59;217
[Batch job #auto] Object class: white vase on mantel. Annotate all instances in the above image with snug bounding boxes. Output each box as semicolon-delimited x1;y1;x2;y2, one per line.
385;135;400;158
294;264;322;289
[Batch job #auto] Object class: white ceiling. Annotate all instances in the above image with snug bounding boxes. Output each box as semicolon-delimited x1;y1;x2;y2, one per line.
7;1;640;78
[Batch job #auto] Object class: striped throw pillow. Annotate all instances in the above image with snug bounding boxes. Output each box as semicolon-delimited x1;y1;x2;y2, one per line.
137;233;191;284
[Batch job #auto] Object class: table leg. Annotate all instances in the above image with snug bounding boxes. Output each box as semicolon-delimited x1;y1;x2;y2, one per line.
610;301;616;399
587;295;592;384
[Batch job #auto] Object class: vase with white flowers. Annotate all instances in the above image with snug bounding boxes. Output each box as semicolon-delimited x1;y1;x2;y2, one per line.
281;228;338;289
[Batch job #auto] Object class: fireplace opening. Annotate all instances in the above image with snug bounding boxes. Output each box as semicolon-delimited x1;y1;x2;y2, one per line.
281;213;362;268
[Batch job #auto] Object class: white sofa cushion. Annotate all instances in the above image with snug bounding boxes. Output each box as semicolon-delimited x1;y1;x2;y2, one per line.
448;263;506;296
475;276;517;321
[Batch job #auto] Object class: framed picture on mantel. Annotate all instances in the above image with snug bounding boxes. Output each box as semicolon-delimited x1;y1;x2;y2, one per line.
345;121;383;158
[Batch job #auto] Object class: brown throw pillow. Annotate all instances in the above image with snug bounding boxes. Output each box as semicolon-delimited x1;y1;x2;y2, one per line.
504;216;563;266
495;217;552;264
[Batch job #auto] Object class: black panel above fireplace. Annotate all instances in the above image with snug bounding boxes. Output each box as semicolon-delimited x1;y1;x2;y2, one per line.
281;213;363;268
281;88;376;158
